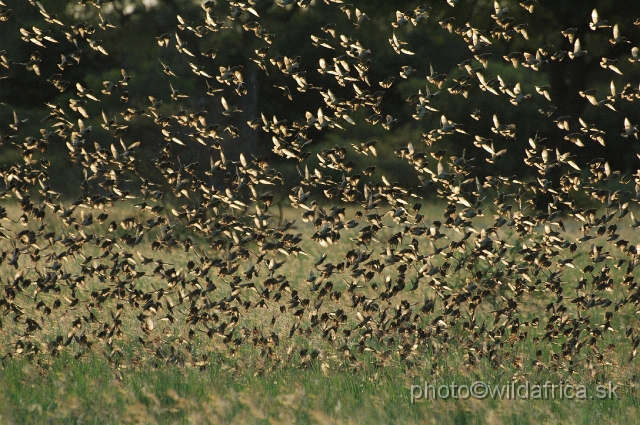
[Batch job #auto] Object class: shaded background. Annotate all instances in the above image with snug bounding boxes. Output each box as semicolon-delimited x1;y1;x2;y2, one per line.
1;0;639;201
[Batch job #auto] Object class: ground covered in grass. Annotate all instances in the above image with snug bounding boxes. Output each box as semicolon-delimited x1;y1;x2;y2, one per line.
1;198;640;424
2;353;638;425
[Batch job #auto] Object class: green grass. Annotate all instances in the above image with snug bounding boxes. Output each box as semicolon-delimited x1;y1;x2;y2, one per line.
1;353;638;424
1;200;640;424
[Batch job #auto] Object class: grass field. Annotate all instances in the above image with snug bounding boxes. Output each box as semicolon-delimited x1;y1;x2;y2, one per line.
1;199;639;424
1;351;637;424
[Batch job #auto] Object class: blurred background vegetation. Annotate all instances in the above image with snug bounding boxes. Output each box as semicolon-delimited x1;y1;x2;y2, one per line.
1;0;639;202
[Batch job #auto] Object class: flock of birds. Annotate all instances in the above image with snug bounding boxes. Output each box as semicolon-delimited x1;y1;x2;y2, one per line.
1;0;640;380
